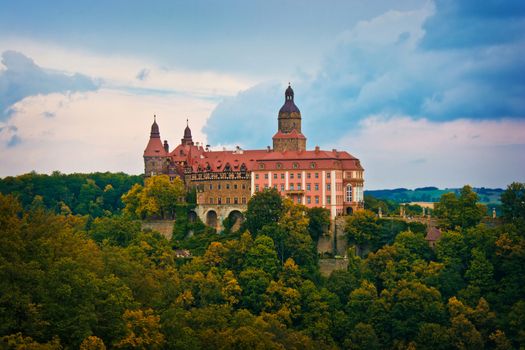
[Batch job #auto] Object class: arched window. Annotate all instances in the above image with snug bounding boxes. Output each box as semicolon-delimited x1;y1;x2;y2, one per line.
346;184;352;202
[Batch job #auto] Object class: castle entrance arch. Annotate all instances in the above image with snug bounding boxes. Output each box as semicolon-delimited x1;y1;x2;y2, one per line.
227;210;244;232
206;210;218;228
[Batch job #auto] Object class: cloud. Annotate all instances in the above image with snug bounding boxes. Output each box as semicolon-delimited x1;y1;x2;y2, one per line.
0;39;255;99
204;2;525;151
420;0;525;49
337;116;525;189
203;81;283;148
0;89;216;176
136;68;150;81
0;50;99;119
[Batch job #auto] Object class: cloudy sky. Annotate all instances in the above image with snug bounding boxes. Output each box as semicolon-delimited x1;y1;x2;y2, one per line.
0;0;524;189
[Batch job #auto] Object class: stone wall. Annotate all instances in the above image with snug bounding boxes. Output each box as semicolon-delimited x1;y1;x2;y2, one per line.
142;220;175;240
195;204;247;231
273;137;306;152
319;258;349;276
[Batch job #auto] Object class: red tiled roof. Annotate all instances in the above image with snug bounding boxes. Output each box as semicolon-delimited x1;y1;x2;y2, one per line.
172;147;363;173
144;138;167;157
272;129;306;139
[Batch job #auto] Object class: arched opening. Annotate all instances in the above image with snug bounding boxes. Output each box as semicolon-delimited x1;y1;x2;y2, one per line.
227;210;244;232
206;210;218;228
346;207;353;215
188;210;197;223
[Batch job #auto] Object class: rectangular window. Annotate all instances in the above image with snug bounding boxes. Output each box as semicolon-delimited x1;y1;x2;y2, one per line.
226;184;230;189
234;184;238;189
290;184;294;190
281;173;285;179
234;197;238;204
273;184;277;189
255;184;259;191
218;184;222;190
264;184;269;189
255;174;259;179
242;184;246;189
315;173;319;179
281;184;285;191
209;198;214;204
218;197;222;204
327;196;331;204
290;173;294;179
315;196;319;204
298;196;302;204
265;174;269;179
307;196;311;204
226;197;231;204
242;197;247;204
315;183;319;191
327;172;331;179
274;173;277;179
297;183;302;190
327;184;331;191
209;184;213;190
307;173;311;179
298;173;302;179
306;183;311;191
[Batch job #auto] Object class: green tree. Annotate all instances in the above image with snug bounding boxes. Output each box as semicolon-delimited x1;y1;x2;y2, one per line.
245;235;280;277
434;185;486;230
307;207;330;243
115;309;165;349
345;210;381;256
245;188;284;235
122;175;184;219
500;182;525;226
89;215;141;247
344;323;380;350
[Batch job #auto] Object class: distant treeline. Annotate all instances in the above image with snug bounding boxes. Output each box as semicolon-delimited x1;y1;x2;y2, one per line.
0;171;143;217
366;187;504;204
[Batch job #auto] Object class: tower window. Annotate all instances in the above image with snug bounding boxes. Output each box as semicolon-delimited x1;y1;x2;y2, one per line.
346;184;352;202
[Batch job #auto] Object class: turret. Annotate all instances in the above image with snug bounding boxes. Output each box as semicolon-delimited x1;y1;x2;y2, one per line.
143;115;168;176
181;118;194;146
273;84;307;152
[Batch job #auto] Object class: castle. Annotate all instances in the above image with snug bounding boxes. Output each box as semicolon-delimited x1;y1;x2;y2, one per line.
144;85;364;229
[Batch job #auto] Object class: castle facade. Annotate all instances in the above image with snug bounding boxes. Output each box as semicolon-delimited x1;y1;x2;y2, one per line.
143;85;364;229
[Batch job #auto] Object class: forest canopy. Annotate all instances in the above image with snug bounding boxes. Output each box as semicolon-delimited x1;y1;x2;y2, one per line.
0;175;524;349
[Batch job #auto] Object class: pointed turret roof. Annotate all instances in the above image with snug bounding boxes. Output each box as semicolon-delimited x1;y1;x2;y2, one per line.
279;83;300;114
144;115;167;157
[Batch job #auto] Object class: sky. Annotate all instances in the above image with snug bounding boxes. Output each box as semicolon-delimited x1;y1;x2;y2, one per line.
0;0;524;189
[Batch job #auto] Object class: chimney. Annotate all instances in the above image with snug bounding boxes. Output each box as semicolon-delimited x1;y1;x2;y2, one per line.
315;146;320;153
267;146;271;152
163;140;169;153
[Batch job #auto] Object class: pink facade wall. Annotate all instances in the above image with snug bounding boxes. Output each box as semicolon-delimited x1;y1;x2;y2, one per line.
252;169;356;217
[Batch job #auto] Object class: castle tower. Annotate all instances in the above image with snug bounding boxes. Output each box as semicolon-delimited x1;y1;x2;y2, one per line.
144;115;168;176
181;119;194;146
272;84;306;152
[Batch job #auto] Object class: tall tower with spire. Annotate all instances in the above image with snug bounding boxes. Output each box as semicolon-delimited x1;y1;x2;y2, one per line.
273;84;306;152
143;115;168;176
181;119;194;146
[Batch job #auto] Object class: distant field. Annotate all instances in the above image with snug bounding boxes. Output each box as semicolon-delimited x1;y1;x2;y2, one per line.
365;187;503;205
